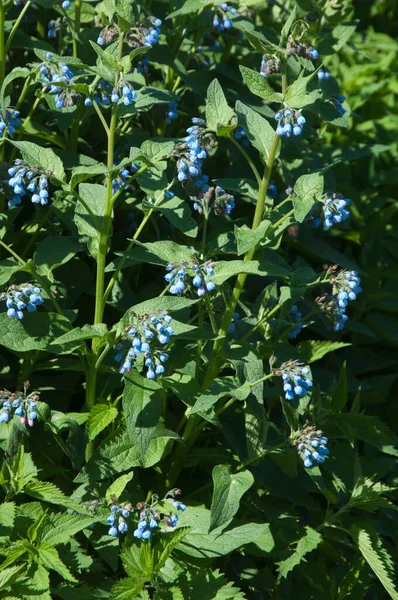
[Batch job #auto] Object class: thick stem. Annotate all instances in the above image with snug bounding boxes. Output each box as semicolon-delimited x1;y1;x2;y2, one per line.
72;0;82;58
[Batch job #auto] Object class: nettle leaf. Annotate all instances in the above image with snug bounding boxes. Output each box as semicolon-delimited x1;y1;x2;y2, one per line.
293;172;324;222
205;79;235;136
0;564;25;591
122;372;162;464
105;471;134;503
276;526;322;579
209;465;254;532
111;578;144;600
33;236;82;280
0;502;16;539
38;542;77;583
8;141;65;182
234;220;271;256
240;66;282;103
87;403;119;441
351;525;398;600
40;513;98;546
24;481;85;512
284;72;317;109
235;100;278;162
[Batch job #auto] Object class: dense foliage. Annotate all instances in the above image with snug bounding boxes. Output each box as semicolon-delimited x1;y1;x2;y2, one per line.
0;0;397;598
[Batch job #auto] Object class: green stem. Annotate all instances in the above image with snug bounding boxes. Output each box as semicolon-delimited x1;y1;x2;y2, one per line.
92;100;110;136
70;99;83;153
0;238;24;264
229;136;261;186
72;0;82;58
0;0;5;86
5;0;32;55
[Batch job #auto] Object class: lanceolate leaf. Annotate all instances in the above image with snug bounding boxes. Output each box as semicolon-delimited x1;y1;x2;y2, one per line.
209;465;254;532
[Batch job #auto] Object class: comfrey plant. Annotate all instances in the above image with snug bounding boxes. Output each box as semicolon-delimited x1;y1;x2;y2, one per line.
0;1;395;599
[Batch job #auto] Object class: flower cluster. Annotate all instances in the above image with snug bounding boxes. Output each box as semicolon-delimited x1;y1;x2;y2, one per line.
212;3;238;31
273;360;312;401
133;489;186;540
111;162;138;195
110;80;137;106
286;35;318;60
312;192;350;229
316;269;362;332
47;19;62;39
98;18;162;48
1;284;44;319
114;312;173;379
191;185;235;217
166;259;216;297
40;59;80;109
332;94;346;115
288;305;303;339
107;502;133;536
84;80;113;106
0;384;39;427
227;311;240;334
318;68;330;81
165;101;178;124
260;55;281;77
137;56;149;74
174;118;216;194
293;426;329;468
0;109;21;138
275;107;306;137
233;126;249;147
7;159;50;207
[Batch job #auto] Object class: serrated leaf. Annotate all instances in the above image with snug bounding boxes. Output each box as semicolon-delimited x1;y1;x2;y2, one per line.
235;100;278;161
209;465;254;532
110;578;144;600
40;513;97;546
8;141;65;182
24;481;84;512
205;79;235;136
296;340;351;363
0;565;25;591
37;542;77;583
86;403;118;441
276;526;322;579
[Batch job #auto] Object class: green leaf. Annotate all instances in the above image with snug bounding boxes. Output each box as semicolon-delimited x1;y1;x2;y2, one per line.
40;513;97;546
132;87;178;112
276;526;322;579
166;0;213;19
141;139;175;162
106;471;134;503
24;481;84;512
296;340;351;363
212;258;286;285
111;578;144;600
50;323;108;347
351;526;398;600
115;0;135;33
293;172;324;221
205;79;235;136
189;378;250;415
33;237;81;280
318;21;359;55
154;195;198;238
209;465;254;532
234;220;271;255
235;100;278;162
0;258;29;286
0;312;71;353
0;67;31;113
37;542;77;583
330;363;348;412
90;41;122;80
87;403;119;441
75;183;107;259
281;5;298;41
240;65;282;103
0;565;25;591
0;502;15;539
284;72;317;109
8;141;65;182
122;372;162;464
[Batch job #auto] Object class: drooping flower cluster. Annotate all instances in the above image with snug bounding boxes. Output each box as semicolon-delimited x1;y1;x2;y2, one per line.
111;162;138;195
114;312;173;379
0;384;39;427
316;269;362;332
233;126;249;147
1;284;44;319
84;80;113;106
273;360;312;401
312;192;350;229
288;305;303;339
212;3;238;31
133;489;186;540
106;501;133;536
98;18;162;48
7;159;50;207
47;19;62;39
332;94;346;116
165;102;178;125
40;58;80;109
286;35;318;60
275;107;306;137
260;55;281;77
137;56;149;74
109;80;137;106
191;185;235;217
174;118;216;194
166;258;216;297
0;109;21;138
293;425;329;468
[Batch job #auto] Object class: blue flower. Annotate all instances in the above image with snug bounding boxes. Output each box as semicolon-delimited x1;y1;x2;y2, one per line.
275;107;306;138
288;305;303;339
312;192;350;229
318;68;330;80
277;361;312;401
167;259;216;297
317;269;362;332
294;426;330;468
166;101;178;124
0;110;21;139
2;284;44;319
